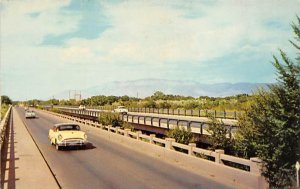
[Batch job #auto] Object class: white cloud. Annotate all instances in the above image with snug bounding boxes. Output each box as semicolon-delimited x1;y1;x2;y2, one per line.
1;0;300;100
60;0;299;66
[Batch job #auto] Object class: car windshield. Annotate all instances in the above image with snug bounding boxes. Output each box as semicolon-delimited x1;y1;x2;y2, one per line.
118;106;125;109
58;124;80;131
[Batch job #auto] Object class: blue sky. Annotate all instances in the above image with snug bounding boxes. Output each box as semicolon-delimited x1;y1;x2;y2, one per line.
1;0;299;100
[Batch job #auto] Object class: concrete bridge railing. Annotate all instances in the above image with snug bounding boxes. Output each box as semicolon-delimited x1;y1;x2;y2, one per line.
0;105;12;150
51;106;238;138
43;109;268;189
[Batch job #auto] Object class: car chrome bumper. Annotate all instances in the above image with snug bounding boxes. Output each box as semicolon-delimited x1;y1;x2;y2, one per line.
57;139;87;147
25;116;36;118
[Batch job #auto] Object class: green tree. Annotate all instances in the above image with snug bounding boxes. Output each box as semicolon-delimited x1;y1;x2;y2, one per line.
152;91;165;100
207;115;231;151
235;17;300;188
1;95;12;105
144;100;157;108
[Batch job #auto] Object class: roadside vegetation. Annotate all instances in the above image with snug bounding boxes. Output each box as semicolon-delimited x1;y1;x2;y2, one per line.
29;93;252;113
166;125;194;145
98;112;121;127
1;95;12;120
233;17;300;188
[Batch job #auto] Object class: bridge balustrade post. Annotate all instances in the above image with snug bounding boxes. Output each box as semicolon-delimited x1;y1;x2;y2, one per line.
167;119;169;129
165;138;175;150
229;125;232;139
215;149;224;164
115;127;120;134
187;121;191;129
124;129;131;137
250;157;263;174
149;134;156;144
108;125;111;132
136;131;142;140
188;143;196;156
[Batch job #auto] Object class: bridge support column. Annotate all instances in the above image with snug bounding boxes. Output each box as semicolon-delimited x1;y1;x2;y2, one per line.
188;143;196;156
165;138;175;150
149;134;156;144
215;149;224;164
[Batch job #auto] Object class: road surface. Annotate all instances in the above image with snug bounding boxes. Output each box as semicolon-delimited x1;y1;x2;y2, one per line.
16;107;234;189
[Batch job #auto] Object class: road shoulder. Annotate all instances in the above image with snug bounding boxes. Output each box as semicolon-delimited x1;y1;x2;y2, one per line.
2;108;59;189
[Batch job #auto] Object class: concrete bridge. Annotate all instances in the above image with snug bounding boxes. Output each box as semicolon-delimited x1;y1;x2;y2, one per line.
54;106;238;139
0;106;268;189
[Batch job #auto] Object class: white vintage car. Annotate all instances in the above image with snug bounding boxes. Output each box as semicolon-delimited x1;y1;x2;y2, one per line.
25;110;36;119
113;106;128;114
48;123;87;150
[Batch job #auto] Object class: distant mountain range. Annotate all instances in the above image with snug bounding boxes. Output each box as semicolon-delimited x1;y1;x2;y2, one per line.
54;79;270;99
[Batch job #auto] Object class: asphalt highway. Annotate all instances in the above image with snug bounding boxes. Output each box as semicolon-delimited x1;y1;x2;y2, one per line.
16;107;234;189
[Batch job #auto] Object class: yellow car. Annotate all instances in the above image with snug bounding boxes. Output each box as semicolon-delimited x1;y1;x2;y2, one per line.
48;123;87;150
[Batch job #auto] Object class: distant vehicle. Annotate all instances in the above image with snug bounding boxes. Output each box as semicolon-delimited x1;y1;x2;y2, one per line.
25;110;36;119
113;106;128;114
48;123;87;150
78;105;86;110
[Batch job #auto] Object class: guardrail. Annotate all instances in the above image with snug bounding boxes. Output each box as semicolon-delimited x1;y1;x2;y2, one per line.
43;109;267;188
0;105;12;150
127;107;241;120
52;105;242;119
51;107;238;138
121;114;238;137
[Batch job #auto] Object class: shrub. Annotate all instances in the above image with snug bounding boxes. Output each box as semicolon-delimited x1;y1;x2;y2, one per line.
167;125;194;145
51;108;61;113
98;112;121;127
121;122;134;131
207;114;232;151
